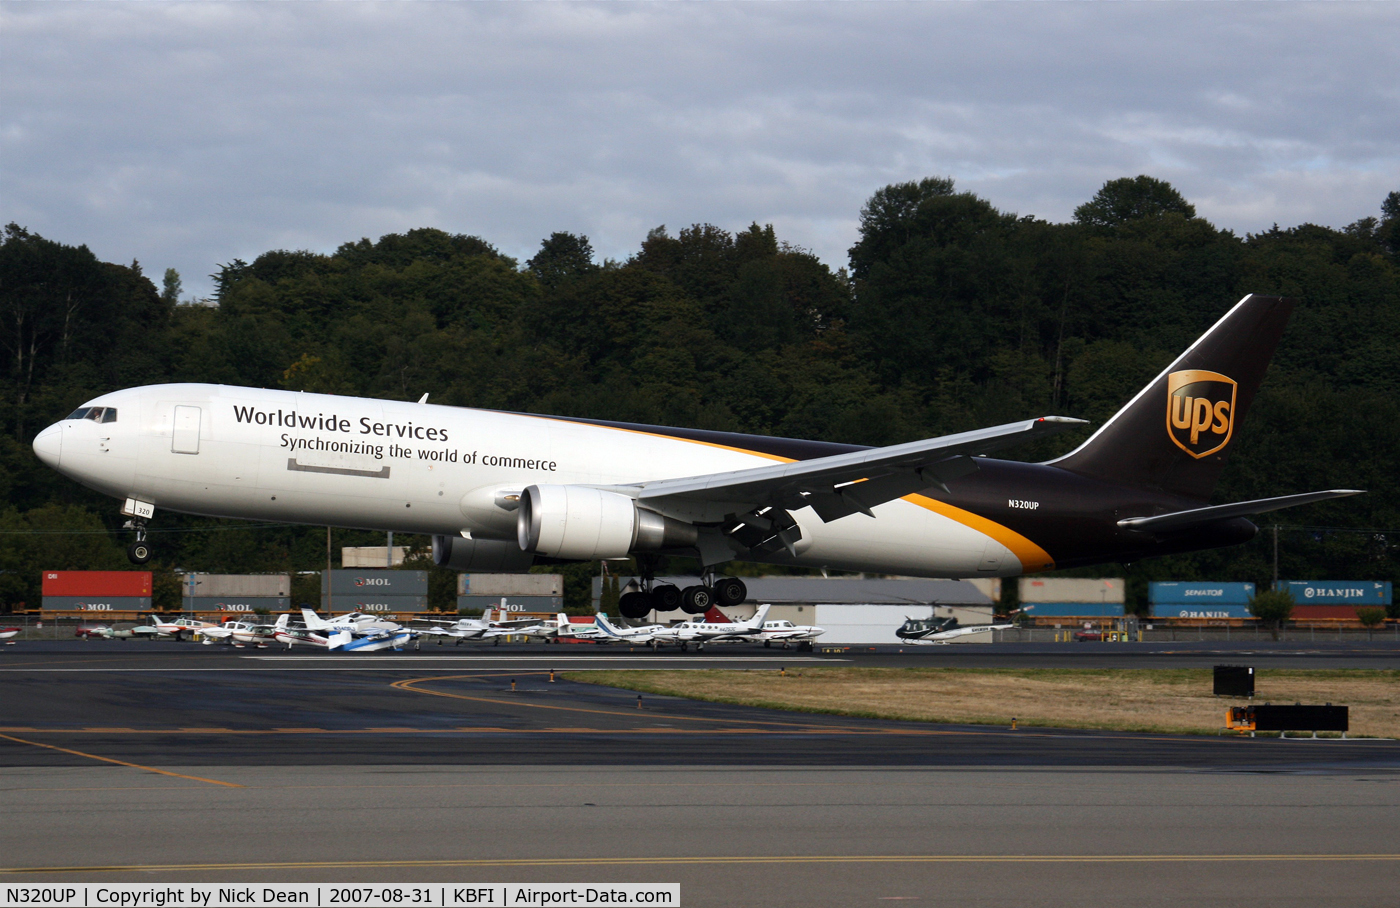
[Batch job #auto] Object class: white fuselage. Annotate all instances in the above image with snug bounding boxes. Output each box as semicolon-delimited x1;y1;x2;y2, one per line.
32;383;1032;577
746;620;826;643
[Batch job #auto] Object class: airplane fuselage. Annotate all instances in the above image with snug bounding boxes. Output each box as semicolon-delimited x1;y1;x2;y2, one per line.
32;383;1255;578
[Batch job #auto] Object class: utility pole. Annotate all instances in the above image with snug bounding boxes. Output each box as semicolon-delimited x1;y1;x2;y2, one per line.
326;526;333;614
387;531;394;568
1272;524;1279;590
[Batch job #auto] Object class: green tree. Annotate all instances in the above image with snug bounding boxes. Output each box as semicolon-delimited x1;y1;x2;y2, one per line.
161;268;183;306
599;573;620;615
1249;589;1296;640
1073;176;1196;228
848;176;956;280
528;232;598;289
1357;606;1387;639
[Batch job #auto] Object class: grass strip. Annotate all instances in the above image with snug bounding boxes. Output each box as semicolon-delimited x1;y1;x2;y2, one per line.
565;667;1400;737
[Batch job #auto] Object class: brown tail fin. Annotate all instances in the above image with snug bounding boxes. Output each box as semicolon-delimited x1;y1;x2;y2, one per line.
1051;294;1294;500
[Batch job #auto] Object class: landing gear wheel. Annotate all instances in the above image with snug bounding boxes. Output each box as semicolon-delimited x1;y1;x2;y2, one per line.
127;541;152;564
651;584;682;612
619;591;653;621
679;642;689;652
680;585;714;614
713;577;747;607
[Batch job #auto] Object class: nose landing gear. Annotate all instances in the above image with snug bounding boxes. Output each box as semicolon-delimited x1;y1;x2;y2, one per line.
123;518;152;564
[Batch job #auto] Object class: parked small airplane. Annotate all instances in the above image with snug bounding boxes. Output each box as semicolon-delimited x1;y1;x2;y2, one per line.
746;617;826;649
197;619;275;646
271;613;328;648
415;608;545;644
150;615;218;640
593;612;668;645
301;608;403;635
95;624;160;641
326;627;415;652
652;604;773;651
1;626;20;644
549;613;610;642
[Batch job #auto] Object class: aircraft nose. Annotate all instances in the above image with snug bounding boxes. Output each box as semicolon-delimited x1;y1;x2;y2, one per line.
32;423;62;468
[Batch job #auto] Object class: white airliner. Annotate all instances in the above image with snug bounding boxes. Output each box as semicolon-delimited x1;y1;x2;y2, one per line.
30;295;1360;608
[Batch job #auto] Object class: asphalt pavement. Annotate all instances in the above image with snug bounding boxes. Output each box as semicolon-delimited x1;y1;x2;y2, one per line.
1;641;1397;906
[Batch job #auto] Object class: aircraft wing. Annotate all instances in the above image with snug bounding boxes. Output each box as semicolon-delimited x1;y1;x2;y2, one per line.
624;416;1085;526
1117;490;1364;533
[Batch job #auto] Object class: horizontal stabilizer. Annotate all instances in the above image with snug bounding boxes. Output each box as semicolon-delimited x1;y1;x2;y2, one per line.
1117;490;1364;533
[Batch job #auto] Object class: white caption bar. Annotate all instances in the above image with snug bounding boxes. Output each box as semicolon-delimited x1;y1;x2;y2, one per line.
2;886;679;908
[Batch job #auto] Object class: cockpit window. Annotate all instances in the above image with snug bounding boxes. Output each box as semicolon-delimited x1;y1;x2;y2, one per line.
100;408;117;423
67;408;90;420
75;407;117;423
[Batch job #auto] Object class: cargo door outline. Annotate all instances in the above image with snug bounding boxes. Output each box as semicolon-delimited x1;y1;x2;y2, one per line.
172;405;201;454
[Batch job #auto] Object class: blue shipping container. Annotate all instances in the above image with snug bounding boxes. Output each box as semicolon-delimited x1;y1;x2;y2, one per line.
1155;603;1254;619
1283;581;1392;605
1019;602;1125;617
1149;582;1255;605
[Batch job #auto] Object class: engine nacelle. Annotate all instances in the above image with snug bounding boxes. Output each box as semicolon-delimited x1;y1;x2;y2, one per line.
516;484;697;560
432;534;537;572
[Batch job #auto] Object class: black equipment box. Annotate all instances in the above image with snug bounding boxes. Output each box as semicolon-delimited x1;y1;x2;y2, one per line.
1252;704;1349;733
1214;664;1255;697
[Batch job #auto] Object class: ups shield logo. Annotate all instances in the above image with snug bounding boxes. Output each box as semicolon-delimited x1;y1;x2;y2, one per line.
1167;370;1236;459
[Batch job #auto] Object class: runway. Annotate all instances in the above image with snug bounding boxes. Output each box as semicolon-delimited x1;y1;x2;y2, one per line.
2;642;1398;905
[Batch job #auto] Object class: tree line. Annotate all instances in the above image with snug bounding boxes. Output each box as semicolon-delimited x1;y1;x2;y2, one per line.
2;177;1398;614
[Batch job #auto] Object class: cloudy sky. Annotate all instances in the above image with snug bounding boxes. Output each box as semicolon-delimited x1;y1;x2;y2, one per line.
3;2;1397;299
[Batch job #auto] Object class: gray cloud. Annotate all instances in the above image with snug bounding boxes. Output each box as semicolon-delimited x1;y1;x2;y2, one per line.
3;2;1397;298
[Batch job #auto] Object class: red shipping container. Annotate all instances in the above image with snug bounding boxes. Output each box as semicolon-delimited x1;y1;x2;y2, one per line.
1291;604;1373;620
42;571;151;597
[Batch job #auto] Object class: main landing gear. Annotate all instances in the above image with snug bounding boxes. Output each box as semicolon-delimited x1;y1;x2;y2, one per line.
617;573;748;620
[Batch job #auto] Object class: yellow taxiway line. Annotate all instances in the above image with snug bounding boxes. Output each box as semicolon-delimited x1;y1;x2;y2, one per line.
0;731;243;789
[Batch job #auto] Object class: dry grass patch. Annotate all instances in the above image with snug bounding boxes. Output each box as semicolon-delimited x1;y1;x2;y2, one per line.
569;668;1400;737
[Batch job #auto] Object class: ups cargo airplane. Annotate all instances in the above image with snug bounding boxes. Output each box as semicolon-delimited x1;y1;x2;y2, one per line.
31;294;1359;614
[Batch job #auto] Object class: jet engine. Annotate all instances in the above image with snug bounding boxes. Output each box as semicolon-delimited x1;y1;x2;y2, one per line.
432;534;537;572
516;484;698;560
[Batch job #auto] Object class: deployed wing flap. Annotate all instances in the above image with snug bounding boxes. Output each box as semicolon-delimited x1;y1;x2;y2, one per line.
628;416;1085;522
1117;489;1364;533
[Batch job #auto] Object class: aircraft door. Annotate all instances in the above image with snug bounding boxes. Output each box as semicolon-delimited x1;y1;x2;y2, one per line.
172;405;201;454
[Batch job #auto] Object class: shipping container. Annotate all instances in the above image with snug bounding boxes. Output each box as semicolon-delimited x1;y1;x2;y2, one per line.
1019;578;1124;604
322;569;428;596
42;595;151;612
1155;603;1254;619
460;573;564;597
42;571;151;597
1291;605;1381;620
1283;581;1392;606
183;574;290;598
1149;581;1255;605
458;595;563;614
322;593;428;614
1018;602;1125;617
185;596;291;613
341;546;408;568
